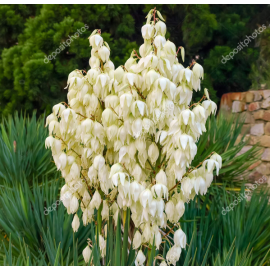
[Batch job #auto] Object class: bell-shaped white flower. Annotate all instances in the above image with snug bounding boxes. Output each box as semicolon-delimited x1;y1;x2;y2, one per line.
145;69;160;88
166;245;181;266
130;181;144;202
52;104;66;117
93;155;105;171
193;62;204;79
90;191;102;209
72;214;80;232
45;136;54;149
155;20;166;36
140;189;153;208
70;196;79;214
89;34;103;48
148;142;159;164
101;200;109;220
193;105;206;120
164;40;176;55
82;245;92;263
156;169;167;185
203;159;220;175
175;200;185;219
120;93;133;108
131;101;147;117
99;235;106;258
154;35;166;49
174;229;186;248
155;231;162;249
151;184;168;200
98;46;110;62
165;200;175;222
133;230;142;249
202;100;217;117
70;162;80;179
132;118;143;138
109;163;123;178
135;250;146;266
141;24;154;39
180;109;195;126
210;153;222;169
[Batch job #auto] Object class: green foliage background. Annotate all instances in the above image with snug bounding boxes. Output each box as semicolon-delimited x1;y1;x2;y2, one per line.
0;4;269;116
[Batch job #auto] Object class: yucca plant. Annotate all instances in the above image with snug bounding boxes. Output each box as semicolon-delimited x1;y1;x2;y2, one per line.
45;7;225;265
0;111;57;185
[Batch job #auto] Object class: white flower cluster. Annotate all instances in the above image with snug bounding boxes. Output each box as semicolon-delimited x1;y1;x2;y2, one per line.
45;9;222;266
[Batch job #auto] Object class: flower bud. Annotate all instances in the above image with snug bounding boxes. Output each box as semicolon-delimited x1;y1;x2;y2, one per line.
141;24;154;39
156;169;167;185
82;245;92;263
135;250;146;266
140;189;153;208
101;200;109;220
89;34;103;48
165;200;175;222
155;20;166;36
164;40;176;55
174;229;186;248
114;66;125;82
133;230;142;249
154;35;166;49
166;245;181;266
72;214;80;232
98;46;110;62
70;196;79;213
90;191;102;209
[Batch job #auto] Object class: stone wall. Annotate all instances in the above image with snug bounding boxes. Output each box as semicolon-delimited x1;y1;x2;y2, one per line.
220;90;270;182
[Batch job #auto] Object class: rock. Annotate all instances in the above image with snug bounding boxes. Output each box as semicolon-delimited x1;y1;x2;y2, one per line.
245;134;260;145
220;92;244;112
250;123;264;136
248;102;261;111
250;90;263;101
253;110;264;120
248;160;261;170
232;101;246;113
245;92;254;103
240;111;254;124
265;123;270;136
249;171;263;182
234;134;243;145
261;90;270;99
256;162;270;175
262;148;270;161
241;124;251;135
267;176;270;187
260;136;270;147
262;110;270;121
262;97;270;109
236;146;252;156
